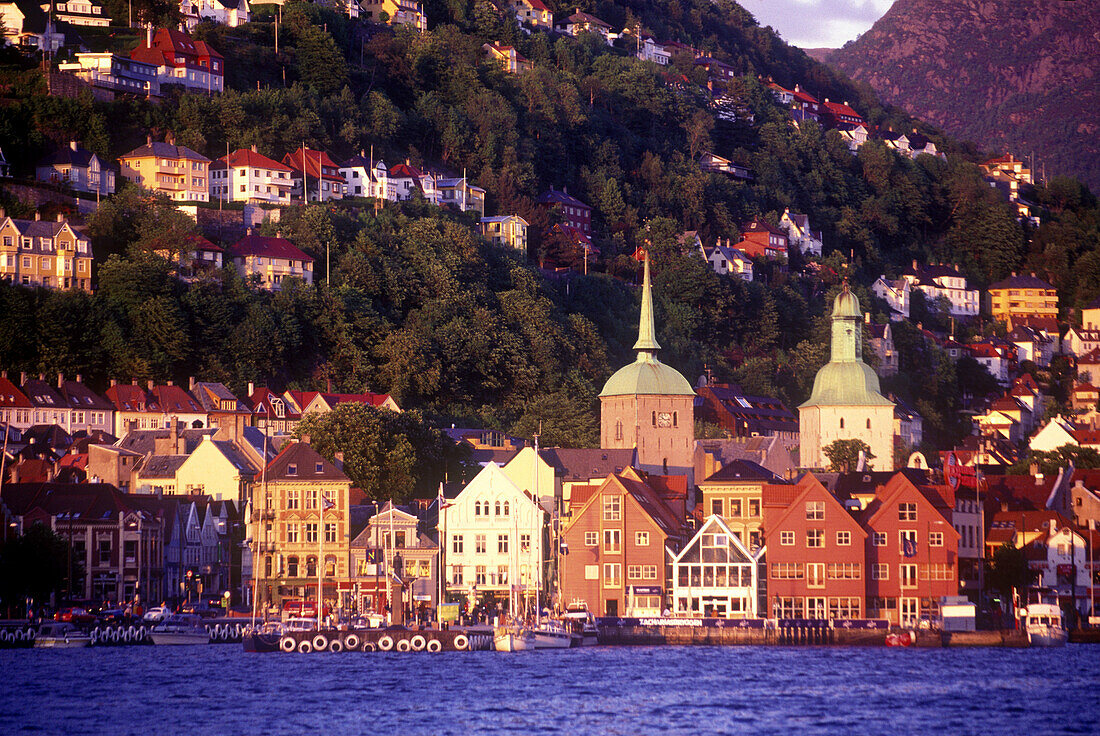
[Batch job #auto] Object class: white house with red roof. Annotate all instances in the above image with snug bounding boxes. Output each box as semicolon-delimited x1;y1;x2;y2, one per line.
228;230;314;289
509;0;551;29
130;27;223;93
339;153;393;200
180;0;250;30
635;36;670;65
210;146;293;204
282;147;345;202
285;390;400;416
778;208;822;257
246;385;302;434
766;82;820;122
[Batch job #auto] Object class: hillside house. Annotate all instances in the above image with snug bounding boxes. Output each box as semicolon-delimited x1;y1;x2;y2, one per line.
778;208;822;257
0;213;93;291
130;27;223;93
35;141;115;196
509;0;551;29
228;231;314;289
119;139;210;202
282;147;345;202
210;147;293;204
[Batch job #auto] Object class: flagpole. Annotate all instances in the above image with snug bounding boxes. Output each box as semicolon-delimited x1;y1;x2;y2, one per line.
318;491;323;631
437;481;444;628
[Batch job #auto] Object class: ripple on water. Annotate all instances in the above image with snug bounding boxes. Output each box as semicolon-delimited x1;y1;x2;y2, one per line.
1;645;1099;735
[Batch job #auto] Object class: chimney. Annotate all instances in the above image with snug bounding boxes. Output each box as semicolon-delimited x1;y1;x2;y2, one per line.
76;374;81;384
146;24;153;48
34;211;41;221
110;378;117;387
57;372;64;388
56;213;63;222
147;380;154;391
864;312;871;324
245;227;251;236
188;376;196;391
251;144;257;153
146;134;152;146
70;140;78;151
38;373;44;381
166;379;174;387
247;381;255;397
19;372;26;386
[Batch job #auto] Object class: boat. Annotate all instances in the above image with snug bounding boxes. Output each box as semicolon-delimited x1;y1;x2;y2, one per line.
149;614;210;645
1020;595;1068;647
562;606;599;647
494;624;535;651
532;619;573;649
243;620;285;653
34;622;91;648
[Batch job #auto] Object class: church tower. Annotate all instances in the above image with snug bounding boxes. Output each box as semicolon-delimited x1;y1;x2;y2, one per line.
799;284;896;471
600;255;695;481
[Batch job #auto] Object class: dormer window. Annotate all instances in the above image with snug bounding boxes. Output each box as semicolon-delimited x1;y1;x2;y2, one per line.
287;464;297;476
315;463;324;473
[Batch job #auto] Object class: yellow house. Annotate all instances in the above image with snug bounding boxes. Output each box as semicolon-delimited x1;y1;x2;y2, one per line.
257;441;352;610
987;272;1058;323
359;0;426;31
119;139;211;202
482;43;532;74
698;459;781;552
0;213;93;291
509;0;551;29
479;215;529;252
175;434;259;504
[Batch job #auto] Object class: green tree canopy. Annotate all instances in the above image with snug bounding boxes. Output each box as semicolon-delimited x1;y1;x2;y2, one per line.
823;438;874;473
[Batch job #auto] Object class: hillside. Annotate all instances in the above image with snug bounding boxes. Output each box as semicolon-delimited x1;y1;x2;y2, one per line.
828;0;1100;190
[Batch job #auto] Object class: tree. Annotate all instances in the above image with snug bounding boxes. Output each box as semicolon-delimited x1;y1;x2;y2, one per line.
986;542;1032;609
295;403;467;502
0;523;69;617
823;438;874;472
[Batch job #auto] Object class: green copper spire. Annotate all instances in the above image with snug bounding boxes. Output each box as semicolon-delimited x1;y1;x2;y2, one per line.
633;253;662;354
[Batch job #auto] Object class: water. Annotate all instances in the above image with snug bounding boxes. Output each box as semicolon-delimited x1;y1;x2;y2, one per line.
2;645;1099;735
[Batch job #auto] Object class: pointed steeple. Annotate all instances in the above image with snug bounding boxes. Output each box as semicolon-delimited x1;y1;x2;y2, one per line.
633;253;661;355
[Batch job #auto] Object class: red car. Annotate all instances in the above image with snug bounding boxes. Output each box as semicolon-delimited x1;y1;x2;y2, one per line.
54;607;96;625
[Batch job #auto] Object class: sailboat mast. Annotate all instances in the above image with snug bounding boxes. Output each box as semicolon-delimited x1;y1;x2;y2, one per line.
317;490;324;630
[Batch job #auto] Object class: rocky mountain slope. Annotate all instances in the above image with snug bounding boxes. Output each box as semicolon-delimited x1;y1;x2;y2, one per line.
828;0;1100;190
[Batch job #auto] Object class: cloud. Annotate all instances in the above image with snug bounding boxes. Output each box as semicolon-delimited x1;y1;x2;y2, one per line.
736;0;895;48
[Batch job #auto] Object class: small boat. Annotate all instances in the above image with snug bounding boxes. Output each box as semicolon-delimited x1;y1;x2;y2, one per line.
885;631;914;647
532;619;572;649
34;622;91;648
243;620;286;653
494;625;535;651
150;614;209;645
561;607;599;647
1021;595;1068;647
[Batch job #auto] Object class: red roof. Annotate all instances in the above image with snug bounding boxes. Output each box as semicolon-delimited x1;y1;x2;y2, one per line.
247;387;302;420
388;163;423;179
131;28;222;72
0;375;32;409
289;390;394;410
742;217;786;237
282;147;344;182
150;385;202;413
230;233;313;262
523;0;549;10
822;100;862;120
213;148;292;172
105;384;159;413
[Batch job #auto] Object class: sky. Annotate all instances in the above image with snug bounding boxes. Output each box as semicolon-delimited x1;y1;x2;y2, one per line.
735;0;896;49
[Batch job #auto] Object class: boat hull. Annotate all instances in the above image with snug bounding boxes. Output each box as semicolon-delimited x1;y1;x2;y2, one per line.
533;630;572;649
494;630;534;651
34;637;91;649
1027;626;1068;647
150;632;210;645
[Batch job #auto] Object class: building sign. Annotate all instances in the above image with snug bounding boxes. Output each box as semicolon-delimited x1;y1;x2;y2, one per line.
439;602;460;623
631;586;662;595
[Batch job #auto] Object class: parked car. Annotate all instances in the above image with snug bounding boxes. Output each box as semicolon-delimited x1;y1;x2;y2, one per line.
179;601;223;619
54;607;96;625
142;606;170;623
97;608;129;624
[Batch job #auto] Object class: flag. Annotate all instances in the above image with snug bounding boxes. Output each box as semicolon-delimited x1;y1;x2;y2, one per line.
322;496;336;511
903;537;918;558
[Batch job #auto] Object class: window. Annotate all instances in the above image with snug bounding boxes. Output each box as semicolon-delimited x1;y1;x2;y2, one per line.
711;499;723;516
872;563;888;580
806;501;825;520
873;532;888;547
603;529;621;553
520;533;531;552
748;499;760;517
643;565;658;580
603;496;621;521
474;501;481;517
836;531;851;546
287;463;297;476
628;564;642;579
475;566;486;585
452;534;463;554
324;522;336;543
304;491;317;510
475;534;486;554
498;534;509;554
780;530;795;546
494;501;501;516
806;529;824;548
603;563;621;587
502;501;509;516
635;531;649;546
285;523;299;543
900;564;918;588
451;566;463;585
304;523;318;543
584;565;599;580
806;563;825;588
728;499;742;517
771;562;804;579
584;531;598;547
899;502;917;521
900;529;917;548
828;597;861;619
497;566;509;585
930;531;944;547
827;563;861;580
287;556;299;577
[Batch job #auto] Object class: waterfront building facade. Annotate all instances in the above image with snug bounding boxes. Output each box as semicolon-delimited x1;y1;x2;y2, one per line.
671;515;759;618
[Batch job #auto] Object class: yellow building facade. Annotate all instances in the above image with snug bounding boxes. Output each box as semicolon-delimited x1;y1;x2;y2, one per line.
987;273;1058;323
0;214;93;291
119;140;211;202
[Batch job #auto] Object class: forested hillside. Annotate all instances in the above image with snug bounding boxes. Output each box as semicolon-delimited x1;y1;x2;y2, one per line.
1;0;1098;456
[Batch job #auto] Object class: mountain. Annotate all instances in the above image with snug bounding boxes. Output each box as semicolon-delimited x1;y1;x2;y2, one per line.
828;0;1100;191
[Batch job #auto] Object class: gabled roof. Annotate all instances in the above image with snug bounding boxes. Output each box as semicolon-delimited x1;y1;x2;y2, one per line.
150;384;203;414
229;233;313;262
282;147;343;182
58;380;113;410
191;382;247;413
37;143;98;169
0;375;33;409
700;458;782;484
536;188;589;209
561;10;610;28
741;217;786;237
19;378;64;410
122;141;210;162
105;384;158;413
989;273;1055;290
247;387;302;419
116;428;214;455
137;454;188;479
822;99;862;120
388;162;423;179
212;148;292;172
267;440;348;482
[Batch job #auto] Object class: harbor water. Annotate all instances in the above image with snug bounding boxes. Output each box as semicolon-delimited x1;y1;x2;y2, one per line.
2;644;1098;735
